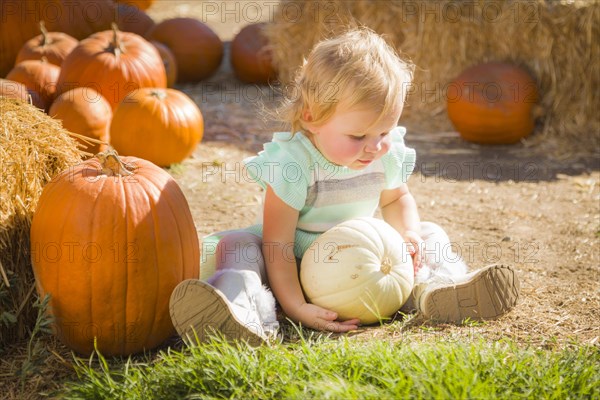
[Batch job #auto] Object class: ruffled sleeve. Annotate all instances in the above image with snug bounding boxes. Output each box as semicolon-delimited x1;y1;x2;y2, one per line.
381;126;417;189
243;132;310;210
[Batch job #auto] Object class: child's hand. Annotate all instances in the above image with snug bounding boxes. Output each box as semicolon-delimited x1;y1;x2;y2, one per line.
403;230;424;274
293;303;360;333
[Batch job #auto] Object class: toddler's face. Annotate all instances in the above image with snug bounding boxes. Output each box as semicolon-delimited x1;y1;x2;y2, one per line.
305;103;403;170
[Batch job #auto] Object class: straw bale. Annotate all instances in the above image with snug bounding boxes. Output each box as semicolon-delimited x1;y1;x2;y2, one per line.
264;0;600;156
0;97;85;347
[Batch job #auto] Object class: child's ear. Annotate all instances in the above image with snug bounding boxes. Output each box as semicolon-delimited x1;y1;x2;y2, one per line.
301;108;317;133
301;108;313;123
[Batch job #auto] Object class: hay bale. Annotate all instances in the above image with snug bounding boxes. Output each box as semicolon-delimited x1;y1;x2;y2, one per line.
0;97;86;347
265;0;600;155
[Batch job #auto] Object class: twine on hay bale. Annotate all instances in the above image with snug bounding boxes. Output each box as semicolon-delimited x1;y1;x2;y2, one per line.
264;0;599;156
0;97;88;347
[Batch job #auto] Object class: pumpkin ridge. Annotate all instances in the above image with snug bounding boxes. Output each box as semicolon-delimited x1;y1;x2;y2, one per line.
89;170;111;352
345;222;384;260
143;177;163;344
389;269;413;293
50;169;84;337
133;165;179;343
116;162;131;354
362;220;387;260
128;166;162;351
58;166;93;347
166;95;187;143
121;174;141;355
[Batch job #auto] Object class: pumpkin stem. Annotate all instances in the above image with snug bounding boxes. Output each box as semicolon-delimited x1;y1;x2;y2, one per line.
110;22;125;58
149;89;167;100
380;258;392;275
39;21;49;46
96;148;134;176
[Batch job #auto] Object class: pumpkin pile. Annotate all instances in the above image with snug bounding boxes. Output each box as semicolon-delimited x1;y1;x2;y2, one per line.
301;218;414;325
1;2;218;354
2;9;224;166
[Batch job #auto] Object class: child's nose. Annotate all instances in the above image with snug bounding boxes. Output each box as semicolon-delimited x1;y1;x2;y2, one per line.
365;137;383;153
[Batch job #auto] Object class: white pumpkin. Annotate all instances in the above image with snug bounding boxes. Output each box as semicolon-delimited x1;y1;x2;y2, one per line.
300;217;414;324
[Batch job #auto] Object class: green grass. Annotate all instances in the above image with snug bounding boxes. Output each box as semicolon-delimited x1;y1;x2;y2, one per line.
59;332;599;400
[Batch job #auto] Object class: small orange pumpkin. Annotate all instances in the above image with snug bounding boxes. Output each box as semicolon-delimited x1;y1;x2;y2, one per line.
447;62;539;144
15;22;78;67
49;87;112;154
110;88;203;166
56;24;166;110
231;23;277;84
6;58;60;108
30;150;200;356
147;18;223;83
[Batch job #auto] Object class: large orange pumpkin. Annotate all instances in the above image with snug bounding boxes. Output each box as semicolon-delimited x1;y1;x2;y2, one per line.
30;150;200;356
446;62;539;144
147;18;223;83
49;87;112;154
56;24;166;110
0;0;116;77
6;58;61;108
231;23;277;84
110;88;203;166
15;22;78;67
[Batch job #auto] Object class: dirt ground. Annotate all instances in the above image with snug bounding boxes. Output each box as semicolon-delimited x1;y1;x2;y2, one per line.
2;1;599;397
153;2;599;348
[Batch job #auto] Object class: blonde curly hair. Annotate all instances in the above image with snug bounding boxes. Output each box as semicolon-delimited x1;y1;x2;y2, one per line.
276;27;414;135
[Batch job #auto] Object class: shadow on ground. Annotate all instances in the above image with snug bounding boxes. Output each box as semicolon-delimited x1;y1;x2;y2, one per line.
406;131;599;183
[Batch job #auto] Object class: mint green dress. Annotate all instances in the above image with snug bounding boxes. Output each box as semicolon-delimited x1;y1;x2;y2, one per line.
200;127;416;280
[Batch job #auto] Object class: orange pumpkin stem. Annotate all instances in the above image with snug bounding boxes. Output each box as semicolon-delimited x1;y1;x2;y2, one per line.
39;21;49;47
110;22;125;58
149;89;167;100
96;149;134;176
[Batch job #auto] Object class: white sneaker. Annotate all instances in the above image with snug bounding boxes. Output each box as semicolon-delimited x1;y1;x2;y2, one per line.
169;279;267;346
415;264;520;323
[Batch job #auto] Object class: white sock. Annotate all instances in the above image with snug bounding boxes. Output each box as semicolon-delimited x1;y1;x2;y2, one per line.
208;269;278;334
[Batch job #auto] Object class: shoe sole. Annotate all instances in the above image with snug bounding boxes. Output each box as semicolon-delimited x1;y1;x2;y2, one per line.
421;264;520;323
169;279;265;346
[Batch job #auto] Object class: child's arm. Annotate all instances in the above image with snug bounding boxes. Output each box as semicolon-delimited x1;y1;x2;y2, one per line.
380;184;424;271
262;186;360;332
